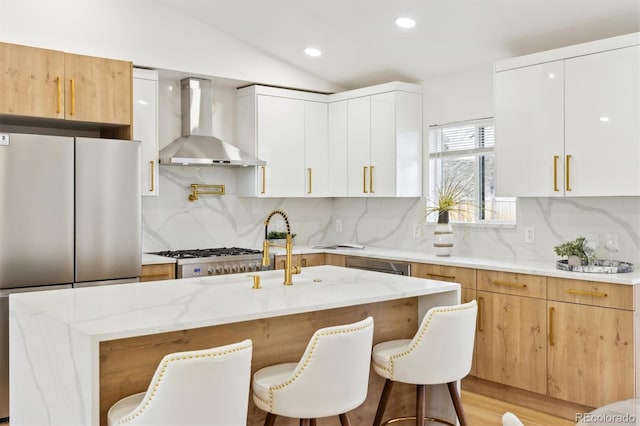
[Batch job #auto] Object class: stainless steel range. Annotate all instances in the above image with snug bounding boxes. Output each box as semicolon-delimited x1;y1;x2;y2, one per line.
150;247;265;278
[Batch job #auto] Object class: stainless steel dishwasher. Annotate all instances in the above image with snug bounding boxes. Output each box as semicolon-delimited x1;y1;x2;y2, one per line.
344;256;411;275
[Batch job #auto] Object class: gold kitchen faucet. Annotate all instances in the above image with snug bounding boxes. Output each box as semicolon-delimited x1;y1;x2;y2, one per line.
262;210;301;285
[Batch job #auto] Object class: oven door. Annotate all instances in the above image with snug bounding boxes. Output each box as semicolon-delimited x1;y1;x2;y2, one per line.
344;256;410;275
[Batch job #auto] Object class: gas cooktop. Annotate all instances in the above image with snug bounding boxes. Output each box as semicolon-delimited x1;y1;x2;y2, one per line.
151;247;262;259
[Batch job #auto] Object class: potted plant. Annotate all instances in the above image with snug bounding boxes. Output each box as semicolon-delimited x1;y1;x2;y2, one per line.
267;231;297;245
421;177;476;256
553;236;588;266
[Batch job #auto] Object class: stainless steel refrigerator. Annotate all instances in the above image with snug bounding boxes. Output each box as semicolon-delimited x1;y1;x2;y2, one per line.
0;133;141;421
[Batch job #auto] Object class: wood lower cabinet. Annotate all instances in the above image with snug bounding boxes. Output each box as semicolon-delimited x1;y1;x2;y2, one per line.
547;277;636;408
411;263;477;375
324;253;345;267
0;42;132;132
274;253;325;270
140;263;175;282
475;270;547;394
476;290;547;394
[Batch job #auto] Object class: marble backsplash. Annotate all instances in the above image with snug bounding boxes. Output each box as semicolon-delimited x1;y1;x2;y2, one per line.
143;167;640;265
143;75;640;265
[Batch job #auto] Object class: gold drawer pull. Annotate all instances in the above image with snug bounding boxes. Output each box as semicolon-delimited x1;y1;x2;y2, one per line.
370;165;374;193
553;155;559;192
565;154;572;192
363;166;368;193
426;274;456;280
491;280;527;288
307;168;312;194
261;166;266;194
566;289;608;298
149;161;155;192
477;296;484;331
549;307;555;346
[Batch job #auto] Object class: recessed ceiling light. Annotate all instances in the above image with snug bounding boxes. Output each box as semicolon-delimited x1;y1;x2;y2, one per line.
304;47;322;57
395;17;416;29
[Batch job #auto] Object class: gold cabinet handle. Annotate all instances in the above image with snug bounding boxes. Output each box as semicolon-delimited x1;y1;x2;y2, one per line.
565;154;571;192
70;79;75;116
261;166;266;194
279;259;286;269
553;155;559;192
56;77;62;114
363;166;368;193
370;165;375;193
477;296;484;331
490;280;527;288
307;168;312;194
301;257;307;267
549;307;555;346
425;273;456;280
566;289;608;298
149;161;155;192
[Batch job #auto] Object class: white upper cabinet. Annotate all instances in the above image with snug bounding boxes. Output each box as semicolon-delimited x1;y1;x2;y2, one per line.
304;101;329;197
340;85;423;197
133;68;159;197
495;61;564;197
236;86;327;198
495;33;640;197
564;45;640;196
328;100;348;197
237;82;422;198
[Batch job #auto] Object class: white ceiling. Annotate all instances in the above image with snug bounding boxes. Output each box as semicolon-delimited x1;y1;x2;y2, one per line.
159;0;640;90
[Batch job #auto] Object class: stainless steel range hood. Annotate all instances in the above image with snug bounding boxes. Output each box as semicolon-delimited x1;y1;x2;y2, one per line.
159;78;265;167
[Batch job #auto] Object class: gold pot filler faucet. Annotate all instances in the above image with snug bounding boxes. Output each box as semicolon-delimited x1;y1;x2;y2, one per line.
262;210;301;285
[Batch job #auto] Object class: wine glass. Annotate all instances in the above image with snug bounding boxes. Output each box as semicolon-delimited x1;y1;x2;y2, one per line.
583;234;599;266
603;233;619;263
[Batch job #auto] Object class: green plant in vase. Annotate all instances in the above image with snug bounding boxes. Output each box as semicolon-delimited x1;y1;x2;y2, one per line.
553;236;588;266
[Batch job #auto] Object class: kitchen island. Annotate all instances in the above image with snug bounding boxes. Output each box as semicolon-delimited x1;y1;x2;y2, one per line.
9;265;460;425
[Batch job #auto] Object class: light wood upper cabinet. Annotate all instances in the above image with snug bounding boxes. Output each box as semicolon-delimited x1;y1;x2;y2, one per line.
64;52;132;125
0;42;65;119
0;42;132;127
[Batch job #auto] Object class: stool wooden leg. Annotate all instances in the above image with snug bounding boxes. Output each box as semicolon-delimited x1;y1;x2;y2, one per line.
373;379;394;426
447;381;468;426
416;384;426;426
339;413;352;426
310;420;317;426
299;419;311;426
264;412;277;426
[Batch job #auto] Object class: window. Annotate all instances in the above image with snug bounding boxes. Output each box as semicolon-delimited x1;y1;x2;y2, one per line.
428;119;516;224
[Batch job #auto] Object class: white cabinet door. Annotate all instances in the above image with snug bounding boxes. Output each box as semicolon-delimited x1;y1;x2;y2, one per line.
394;91;423;197
257;95;305;197
328;100;348;197
133;69;159;197
304;101;329;197
495;61;564;197
565;45;640;196
370;92;395;196
347;96;371;196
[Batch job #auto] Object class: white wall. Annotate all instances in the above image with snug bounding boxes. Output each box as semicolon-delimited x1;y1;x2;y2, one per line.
0;0;342;93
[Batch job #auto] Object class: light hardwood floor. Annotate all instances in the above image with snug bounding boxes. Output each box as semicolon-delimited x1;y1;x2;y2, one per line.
2;391;576;426
462;390;575;426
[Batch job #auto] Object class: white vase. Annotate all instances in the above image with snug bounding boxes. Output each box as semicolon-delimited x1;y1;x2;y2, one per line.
433;212;453;256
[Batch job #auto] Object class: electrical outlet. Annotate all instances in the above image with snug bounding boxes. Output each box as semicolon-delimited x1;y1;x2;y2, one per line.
413;224;422;238
335;219;343;232
525;227;535;243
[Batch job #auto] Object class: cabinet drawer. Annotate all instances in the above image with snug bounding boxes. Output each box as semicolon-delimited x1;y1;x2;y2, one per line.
140;263;175;282
477;270;546;298
411;263;476;289
547;277;634;310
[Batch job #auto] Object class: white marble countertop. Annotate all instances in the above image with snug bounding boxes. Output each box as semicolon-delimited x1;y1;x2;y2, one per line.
141;253;176;265
11;265;459;342
276;246;640;285
9;266;458;425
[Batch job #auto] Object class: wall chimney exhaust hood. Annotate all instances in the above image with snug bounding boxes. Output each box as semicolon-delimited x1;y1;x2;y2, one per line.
159;78;265;167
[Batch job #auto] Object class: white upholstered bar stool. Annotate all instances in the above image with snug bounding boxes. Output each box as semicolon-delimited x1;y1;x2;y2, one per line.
107;339;253;426
372;300;477;426
252;316;374;426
